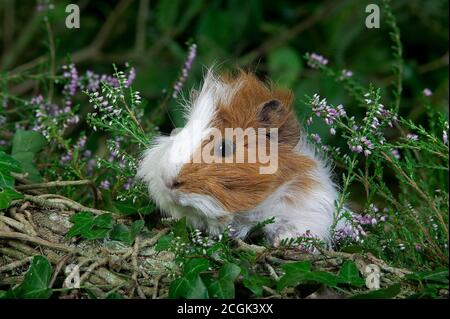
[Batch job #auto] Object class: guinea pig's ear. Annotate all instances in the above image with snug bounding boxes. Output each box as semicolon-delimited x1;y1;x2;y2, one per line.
257;98;300;146
257;99;284;125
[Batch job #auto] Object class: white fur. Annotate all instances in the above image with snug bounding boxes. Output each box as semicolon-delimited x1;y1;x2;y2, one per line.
137;70;340;245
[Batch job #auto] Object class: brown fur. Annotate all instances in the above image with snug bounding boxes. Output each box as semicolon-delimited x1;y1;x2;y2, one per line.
177;71;316;212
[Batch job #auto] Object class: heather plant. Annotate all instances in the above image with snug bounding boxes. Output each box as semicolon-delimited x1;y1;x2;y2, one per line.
0;0;448;300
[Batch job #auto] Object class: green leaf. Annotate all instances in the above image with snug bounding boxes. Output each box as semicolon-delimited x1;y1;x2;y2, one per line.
11;130;46;182
105;292;125;299
184;258;210;277
67;211;95;238
242;274;273;297
93;213;114;229
277;261;341;290
0;150;21;188
208;263;241;299
67;212;114;240
11;151;42;182
155;233;174;252
351;283;401;299
268;46;302;87
169;258;210;299
11;129;47;155
0;187;23;209
406;269;449;285
169;274;209;299
4;256;53;299
110;220;145;245
338;261;365;287
172;217;189;243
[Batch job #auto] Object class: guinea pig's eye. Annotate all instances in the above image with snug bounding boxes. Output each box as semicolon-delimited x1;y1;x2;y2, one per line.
216;139;235;157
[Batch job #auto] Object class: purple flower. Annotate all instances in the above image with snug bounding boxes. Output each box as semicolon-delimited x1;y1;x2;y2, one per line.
342;69;353;77
311;133;321;143
310;94;346;126
423;88;432;97
60;151;73;164
173;43;197;98
62;64;78;96
306;52;329;68
125;67;136;87
406;133;419;141
391;149;401;160
100;180;110;190
123;178;133;190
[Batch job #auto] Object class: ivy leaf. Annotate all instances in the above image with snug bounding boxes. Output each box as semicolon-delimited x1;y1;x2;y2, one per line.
0;187;24;209
11;130;47;182
406;269;449;285
338;261;365;287
169;258;210;299
277;261;340;290
110;220;145;245
11;152;42;182
351;283;401;299
67;212;114;240
155;233;174;252
169;274;209;299
93;213;114;229
208;263;241;299
3;256;53;299
277;261;311;290
0;150;24;209
172;217;189;243
67;211;95;238
242;274;273;297
11;129;47;154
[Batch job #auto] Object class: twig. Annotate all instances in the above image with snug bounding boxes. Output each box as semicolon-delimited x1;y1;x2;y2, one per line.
0;256;33;273
0;231;79;254
264;262;279;281
16;180;100;208
139;228;171;249
49;254;72;288
79;257;110;285
152;275;163;299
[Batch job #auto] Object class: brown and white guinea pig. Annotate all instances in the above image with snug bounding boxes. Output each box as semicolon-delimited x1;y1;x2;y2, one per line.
137;69;339;246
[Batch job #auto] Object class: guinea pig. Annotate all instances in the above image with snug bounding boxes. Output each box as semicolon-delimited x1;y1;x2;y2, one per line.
137;69;339;246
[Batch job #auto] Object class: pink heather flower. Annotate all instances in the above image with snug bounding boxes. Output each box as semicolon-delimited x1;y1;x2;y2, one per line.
443;130;448;144
306;53;329;68
173;43;197;98
423;88;432;97
342;69;353;77
311;133;321;143
310;94;346;126
391;149;401;160
406;133;419;141
125;67;136;87
330;128;336;135
62;64;78;96
100;180;110;190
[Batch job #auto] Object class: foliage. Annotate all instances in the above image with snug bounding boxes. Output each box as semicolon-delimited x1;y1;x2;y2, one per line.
0;0;447;299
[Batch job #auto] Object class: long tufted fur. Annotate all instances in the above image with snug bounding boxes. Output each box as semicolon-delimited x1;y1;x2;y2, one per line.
136;69;339;245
